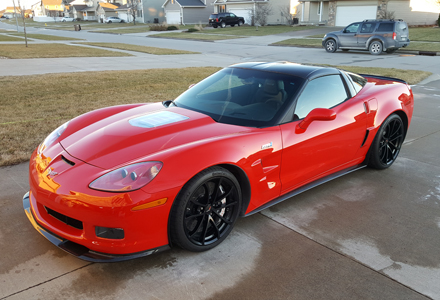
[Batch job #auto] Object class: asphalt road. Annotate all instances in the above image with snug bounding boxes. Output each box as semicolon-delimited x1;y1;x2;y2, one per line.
1;21;440;300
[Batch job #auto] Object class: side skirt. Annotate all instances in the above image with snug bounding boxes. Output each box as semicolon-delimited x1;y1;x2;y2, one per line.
245;164;367;217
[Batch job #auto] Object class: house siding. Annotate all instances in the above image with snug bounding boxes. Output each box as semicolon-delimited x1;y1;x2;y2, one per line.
388;0;438;26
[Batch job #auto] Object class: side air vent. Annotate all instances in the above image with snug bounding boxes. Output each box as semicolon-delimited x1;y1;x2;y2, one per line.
61;155;75;166
361;130;370;147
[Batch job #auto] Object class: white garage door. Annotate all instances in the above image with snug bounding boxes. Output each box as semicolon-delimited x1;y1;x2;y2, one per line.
166;11;180;24
228;9;252;25
335;6;377;26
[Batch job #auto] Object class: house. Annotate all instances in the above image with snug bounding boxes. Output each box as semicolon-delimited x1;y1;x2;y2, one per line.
142;0;166;23
97;2;120;22
4;6;22;18
41;0;65;17
162;0;213;24
299;0;440;26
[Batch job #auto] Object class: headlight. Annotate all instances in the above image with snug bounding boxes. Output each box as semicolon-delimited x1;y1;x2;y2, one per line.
38;121;69;154
89;162;163;192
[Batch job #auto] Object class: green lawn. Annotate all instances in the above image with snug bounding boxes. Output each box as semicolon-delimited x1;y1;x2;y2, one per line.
10;33;84;40
206;25;318;36
409;27;440;42
78;42;200;54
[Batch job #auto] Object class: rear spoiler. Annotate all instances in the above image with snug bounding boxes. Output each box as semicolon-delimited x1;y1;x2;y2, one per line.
359;74;407;84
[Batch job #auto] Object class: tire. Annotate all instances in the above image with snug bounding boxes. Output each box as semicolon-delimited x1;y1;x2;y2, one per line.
324;39;337;53
238;20;243;26
368;114;405;170
62;20;66;22
121;20;124;23
386;48;397;54
213;25;218;28
220;21;226;28
369;41;383;55
170;166;242;252
108;20;112;23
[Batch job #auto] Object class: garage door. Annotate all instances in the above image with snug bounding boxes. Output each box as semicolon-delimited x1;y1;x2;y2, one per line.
335;6;377;26
228;9;252;24
166;11;180;24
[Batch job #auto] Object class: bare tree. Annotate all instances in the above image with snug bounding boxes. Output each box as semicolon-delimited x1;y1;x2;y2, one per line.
279;4;297;25
437;0;440;27
251;3;272;26
127;0;141;25
378;0;395;20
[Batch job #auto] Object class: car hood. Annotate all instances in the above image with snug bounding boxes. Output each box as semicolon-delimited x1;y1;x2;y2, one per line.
60;103;248;169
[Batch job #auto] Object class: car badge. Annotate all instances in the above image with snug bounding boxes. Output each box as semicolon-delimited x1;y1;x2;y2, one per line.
261;142;273;150
48;170;58;176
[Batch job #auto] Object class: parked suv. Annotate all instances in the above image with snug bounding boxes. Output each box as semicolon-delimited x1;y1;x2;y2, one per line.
322;19;410;55
209;13;245;28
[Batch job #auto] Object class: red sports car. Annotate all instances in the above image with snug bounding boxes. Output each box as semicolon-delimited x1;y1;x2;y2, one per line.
24;62;414;262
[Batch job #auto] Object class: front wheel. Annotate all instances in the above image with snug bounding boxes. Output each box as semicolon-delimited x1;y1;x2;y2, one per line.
368;114;405;169
369;41;383;55
238;20;243;26
108;20;112;23
220;21;226;28
170;167;242;252
324;39;337;53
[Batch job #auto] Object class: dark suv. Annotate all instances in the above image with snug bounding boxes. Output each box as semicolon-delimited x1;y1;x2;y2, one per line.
209;13;245;28
322;19;410;55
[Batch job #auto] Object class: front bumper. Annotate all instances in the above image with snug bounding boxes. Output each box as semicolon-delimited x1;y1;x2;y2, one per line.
23;192;170;262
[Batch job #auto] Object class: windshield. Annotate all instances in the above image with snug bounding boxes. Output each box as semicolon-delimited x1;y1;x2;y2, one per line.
174;67;304;127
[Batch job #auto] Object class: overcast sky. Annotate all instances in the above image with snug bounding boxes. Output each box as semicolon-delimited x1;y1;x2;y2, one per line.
1;0;39;11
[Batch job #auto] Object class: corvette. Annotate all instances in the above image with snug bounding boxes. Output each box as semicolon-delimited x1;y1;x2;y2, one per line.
23;62;414;262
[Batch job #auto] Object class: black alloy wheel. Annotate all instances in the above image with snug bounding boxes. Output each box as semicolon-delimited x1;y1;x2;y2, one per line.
368;114;405;169
170;167;241;252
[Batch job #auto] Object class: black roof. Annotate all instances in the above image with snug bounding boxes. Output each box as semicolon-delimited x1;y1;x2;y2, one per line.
230;62;340;80
176;0;205;7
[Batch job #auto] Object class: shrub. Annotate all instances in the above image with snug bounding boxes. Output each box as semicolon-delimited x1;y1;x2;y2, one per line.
437;13;440;27
167;25;179;30
187;28;199;32
149;23;168;31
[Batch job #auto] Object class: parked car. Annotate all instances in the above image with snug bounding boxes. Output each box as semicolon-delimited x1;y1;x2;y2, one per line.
104;16;124;23
209;12;244;28
61;17;75;22
322;19;410;55
1;15;10;19
24;62;413;262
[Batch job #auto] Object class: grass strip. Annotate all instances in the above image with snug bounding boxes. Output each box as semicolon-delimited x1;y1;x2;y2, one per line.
152;32;242;40
206;25;318;36
0;43;132;59
78;42;200;54
10;33;83;40
0;34;25;41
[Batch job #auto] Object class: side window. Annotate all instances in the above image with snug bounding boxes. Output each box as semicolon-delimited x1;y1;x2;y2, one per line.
344;23;360;33
230;13;236;17
294;75;348;119
360;23;375;33
376;23;394;32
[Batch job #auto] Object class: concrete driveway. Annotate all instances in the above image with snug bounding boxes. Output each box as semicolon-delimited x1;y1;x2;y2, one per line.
1;22;440;300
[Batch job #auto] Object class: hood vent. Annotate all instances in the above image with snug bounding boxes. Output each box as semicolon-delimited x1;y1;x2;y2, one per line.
129;111;189;129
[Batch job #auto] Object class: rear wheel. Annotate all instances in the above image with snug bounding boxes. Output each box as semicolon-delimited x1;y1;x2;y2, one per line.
324;39;337;53
369;41;383;55
170;167;242;252
368;114;405;169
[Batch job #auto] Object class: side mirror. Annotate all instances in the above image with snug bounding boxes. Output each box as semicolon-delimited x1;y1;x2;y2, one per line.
296;108;336;133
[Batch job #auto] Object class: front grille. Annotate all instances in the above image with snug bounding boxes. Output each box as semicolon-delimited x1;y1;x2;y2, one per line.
45;206;83;230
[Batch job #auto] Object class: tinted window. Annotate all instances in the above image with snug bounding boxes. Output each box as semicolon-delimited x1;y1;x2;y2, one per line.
174;68;304;127
345;23;360;33
376;23;394;32
360;23;375;33
230;13;236;17
294;75;348;119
